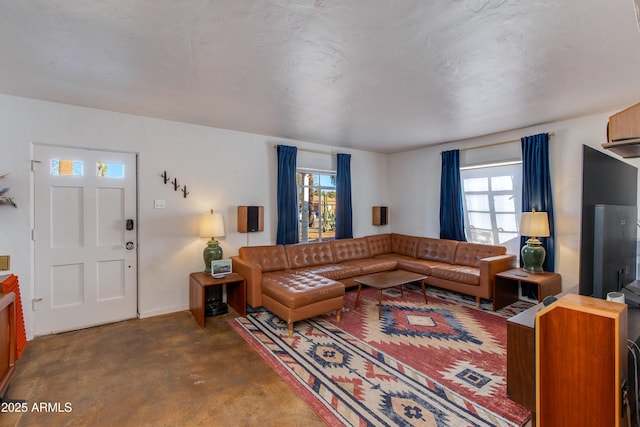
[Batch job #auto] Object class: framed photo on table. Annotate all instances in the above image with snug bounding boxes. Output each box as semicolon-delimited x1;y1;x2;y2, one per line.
211;259;232;278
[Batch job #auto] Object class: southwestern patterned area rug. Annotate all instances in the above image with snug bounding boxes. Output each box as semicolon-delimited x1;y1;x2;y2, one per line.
229;285;533;427
327;286;532;425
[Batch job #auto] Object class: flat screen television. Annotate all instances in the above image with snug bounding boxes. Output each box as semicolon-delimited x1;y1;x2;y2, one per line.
592;204;637;299
580;146;638;298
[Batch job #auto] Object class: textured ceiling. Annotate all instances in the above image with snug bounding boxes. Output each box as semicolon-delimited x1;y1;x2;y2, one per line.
1;0;640;153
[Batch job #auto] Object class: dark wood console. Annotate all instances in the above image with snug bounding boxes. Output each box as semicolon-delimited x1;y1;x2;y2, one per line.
507;286;640;424
0;291;16;399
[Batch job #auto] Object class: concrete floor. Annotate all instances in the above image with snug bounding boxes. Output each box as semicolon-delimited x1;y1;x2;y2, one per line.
1;309;326;427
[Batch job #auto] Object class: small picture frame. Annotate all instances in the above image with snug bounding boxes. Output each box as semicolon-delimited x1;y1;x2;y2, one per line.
211;259;232;278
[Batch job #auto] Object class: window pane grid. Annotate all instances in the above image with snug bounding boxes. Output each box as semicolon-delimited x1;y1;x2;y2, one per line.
461;163;522;256
297;172;336;243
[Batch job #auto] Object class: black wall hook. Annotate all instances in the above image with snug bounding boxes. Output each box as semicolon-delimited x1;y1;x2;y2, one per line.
161;171;189;199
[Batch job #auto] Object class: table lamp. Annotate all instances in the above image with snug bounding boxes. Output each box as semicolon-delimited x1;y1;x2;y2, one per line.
519;209;550;273
199;210;225;273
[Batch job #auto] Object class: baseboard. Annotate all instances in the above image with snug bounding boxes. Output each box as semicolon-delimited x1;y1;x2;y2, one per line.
138;304;188;319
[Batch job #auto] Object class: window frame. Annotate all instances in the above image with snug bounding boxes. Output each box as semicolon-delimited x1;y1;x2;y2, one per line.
460;161;522;255
296;169;336;243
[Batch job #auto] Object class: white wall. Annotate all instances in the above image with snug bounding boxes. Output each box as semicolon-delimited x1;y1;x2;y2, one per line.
0;94;389;339
389;109;640;290
4;91;639;338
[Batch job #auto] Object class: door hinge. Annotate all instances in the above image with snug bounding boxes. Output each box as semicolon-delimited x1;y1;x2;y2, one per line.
30;159;41;172
32;298;43;311
31;229;35;241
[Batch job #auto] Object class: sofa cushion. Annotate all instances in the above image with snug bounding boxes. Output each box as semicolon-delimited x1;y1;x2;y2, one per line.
285;242;335;269
390;233;419;257
365;234;391;256
396;258;451;276
430;265;480;286
238;245;289;273
262;271;345;309
331;237;371;262
453;242;507;268
375;253;416;264
340;258;397;275
295;264;362;281
416;237;458;264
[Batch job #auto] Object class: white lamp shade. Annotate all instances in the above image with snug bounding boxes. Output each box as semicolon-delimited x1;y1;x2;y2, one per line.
519;211;550;238
200;211;225;239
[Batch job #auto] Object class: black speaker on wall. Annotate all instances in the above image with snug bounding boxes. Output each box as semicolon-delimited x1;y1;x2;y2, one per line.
238;206;264;233
373;206;388;226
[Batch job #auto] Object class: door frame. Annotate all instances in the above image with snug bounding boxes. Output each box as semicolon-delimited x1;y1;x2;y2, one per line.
30;142;140;335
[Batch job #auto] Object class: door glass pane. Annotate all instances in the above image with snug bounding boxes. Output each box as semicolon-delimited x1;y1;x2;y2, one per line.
51;159;83;176
491;176;513;191
97;162;125;178
496;213;518;232
320;188;336;239
463;177;488;192
493;195;515;212
498;231;519;245
465;194;489;211
468;212;492;229
461;162;522;251
469;228;493;244
297;171;336;242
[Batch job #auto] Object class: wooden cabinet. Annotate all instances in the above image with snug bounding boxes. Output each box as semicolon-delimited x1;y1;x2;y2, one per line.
506;313;536;413
508;287;640;425
535;294;627;426
0;292;16;398
603;102;640;158
1;275;26;359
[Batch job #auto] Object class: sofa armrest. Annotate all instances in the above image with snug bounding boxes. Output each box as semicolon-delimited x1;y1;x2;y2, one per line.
231;256;263;308
479;254;517;297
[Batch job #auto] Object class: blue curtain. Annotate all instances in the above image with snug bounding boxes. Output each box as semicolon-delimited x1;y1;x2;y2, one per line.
439;150;466;241
276;145;299;245
335;153;353;239
521;133;555;271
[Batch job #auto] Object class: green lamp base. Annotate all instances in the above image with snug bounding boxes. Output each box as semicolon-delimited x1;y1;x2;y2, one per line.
203;240;223;272
521;238;546;273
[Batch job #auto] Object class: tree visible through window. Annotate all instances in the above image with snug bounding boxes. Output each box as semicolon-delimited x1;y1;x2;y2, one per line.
297;171;336;242
460;162;522;256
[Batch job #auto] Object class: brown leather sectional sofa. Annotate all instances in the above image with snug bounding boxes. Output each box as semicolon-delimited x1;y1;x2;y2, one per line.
231;233;516;336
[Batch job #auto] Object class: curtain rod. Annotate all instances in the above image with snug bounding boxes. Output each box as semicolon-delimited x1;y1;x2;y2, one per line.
273;145;333;155
460;132;555;152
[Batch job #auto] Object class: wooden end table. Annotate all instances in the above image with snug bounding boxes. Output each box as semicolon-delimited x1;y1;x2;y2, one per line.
189;272;247;328
493;268;562;311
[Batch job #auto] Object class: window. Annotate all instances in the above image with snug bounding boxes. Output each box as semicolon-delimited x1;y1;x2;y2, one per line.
461;162;522;255
50;159;83;176
297;171;336;242
96;162;125;178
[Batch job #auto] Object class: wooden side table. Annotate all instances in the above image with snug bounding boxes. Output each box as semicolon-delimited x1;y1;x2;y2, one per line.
189;272;247;328
493;268;561;311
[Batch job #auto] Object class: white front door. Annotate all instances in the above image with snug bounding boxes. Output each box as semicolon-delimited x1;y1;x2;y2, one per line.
33;144;137;336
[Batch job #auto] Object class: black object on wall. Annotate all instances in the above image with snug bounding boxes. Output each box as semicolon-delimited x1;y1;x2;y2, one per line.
373;206;388;226
579;145;638;297
238;205;264;233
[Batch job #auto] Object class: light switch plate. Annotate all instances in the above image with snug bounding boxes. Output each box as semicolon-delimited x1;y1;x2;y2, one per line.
154;199;165;209
0;255;9;271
